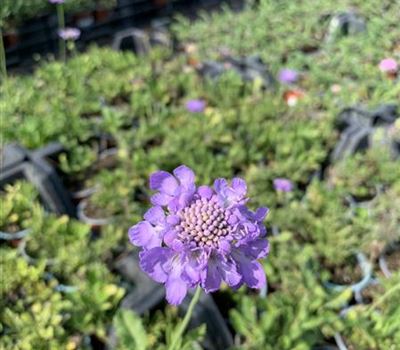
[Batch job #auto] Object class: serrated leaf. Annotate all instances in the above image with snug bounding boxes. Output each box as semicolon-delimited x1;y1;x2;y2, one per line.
113;309;147;350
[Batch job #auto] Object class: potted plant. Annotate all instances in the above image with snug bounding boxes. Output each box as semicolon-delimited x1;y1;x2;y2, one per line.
0;182;38;246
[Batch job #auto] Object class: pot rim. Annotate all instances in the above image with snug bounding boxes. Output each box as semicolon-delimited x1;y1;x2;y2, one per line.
77;198;112;226
0;228;30;241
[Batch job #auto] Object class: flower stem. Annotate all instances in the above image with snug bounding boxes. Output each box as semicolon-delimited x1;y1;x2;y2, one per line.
57;4;66;62
168;286;202;350
0;28;7;81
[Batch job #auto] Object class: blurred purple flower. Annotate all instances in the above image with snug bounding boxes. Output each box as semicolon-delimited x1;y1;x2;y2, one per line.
273;178;293;192
186;99;206;113
58;27;81;41
129;165;269;305
278;68;299;84
379;58;398;73
49;0;65;3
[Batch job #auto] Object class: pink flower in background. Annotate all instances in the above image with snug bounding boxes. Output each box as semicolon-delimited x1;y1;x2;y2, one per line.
58;27;81;41
378;58;398;73
186;99;206;113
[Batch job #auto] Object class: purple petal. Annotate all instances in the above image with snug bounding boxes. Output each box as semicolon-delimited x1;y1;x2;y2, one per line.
213;178;227;195
218;239;231;254
151;193;172;206
144;206;165;225
215;177;247;207
240;239;270;259
163;229;178;246
168;191;194;213
254;207;269;222
128;221;161;249
197;185;213;200
203;260;222;292
139;247;172;283
173;165;195;189
233;251;266;289
219;259;242;287
160;176;179;196
166;214;180;225
183;252;206;285
149;171;175;192
165;276;188;305
231;178;247;197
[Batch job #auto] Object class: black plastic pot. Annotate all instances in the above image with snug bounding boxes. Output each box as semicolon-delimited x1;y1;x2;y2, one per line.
200;55;276;90
325;11;366;43
77;197;113;228
331;104;398;161
324;253;373;301
0;143;76;217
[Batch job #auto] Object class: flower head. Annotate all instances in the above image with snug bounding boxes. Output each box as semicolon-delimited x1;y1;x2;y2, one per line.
186;99;206;113
129;165;269;305
58;27;81;41
378;58;398;73
49;0;65;3
273;178;293;192
278;68;299;84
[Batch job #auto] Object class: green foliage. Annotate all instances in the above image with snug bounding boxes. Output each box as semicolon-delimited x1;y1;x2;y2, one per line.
0;182;38;232
341;274;400;349
1;0;399;348
113;309;148;350
0;249;70;349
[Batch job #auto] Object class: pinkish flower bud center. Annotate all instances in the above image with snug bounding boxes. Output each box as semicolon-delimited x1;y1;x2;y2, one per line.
176;197;232;248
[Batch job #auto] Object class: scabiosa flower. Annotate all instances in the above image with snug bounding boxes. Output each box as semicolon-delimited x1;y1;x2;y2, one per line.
129;165;269;305
278;68;299;84
378;58;398;73
49;0;65;3
186;99;206;113
273;178;293;192
58;27;81;41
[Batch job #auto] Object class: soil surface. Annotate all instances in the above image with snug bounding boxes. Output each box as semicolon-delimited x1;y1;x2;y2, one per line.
385;249;400;272
360;283;384;304
83;199;110;220
328;257;364;285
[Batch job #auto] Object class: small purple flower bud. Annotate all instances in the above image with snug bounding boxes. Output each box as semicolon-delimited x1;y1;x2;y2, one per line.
58;27;81;41
185;99;206;113
278;68;299;84
273;178;293;192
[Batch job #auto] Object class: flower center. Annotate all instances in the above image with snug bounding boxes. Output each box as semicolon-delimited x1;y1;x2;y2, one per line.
175;197;232;248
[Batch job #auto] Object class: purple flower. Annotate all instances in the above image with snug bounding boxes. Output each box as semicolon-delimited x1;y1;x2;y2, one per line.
186;99;206;113
129;165;269;305
273;178;293;192
58;27;81;41
49;0;65;3
278;68;299;84
378;58;398;73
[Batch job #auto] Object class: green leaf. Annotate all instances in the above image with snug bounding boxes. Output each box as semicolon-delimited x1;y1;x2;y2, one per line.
113;309;147;350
